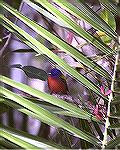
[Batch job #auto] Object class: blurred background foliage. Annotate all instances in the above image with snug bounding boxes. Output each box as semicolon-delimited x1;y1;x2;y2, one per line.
0;0;120;149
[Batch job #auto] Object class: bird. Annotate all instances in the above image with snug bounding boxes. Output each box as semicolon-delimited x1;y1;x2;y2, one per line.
47;68;68;94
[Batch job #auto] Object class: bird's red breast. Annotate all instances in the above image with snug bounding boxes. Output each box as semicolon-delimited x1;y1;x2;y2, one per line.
48;76;68;94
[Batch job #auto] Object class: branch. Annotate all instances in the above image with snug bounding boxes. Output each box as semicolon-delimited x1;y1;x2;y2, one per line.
0;33;11;57
102;36;120;149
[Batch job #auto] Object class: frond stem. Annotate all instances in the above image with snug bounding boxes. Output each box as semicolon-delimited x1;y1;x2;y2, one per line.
102;36;120;149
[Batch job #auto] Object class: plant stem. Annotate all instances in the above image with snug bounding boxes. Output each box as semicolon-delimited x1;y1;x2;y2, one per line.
102;36;120;149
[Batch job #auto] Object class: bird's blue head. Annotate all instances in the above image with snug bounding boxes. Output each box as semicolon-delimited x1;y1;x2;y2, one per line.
49;68;62;78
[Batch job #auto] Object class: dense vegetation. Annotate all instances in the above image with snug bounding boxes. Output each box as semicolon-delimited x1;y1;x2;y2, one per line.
0;0;120;149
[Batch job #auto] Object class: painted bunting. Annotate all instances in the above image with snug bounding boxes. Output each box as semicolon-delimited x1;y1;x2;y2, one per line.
48;68;68;94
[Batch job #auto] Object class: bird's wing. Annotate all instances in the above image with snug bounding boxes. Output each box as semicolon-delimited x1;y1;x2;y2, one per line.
60;74;66;81
60;74;69;92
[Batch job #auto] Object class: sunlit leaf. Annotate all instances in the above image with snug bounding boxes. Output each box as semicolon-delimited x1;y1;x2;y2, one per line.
24;0;69;28
1;125;65;149
0;86;101;146
100;9;116;31
0;138;20;149
34;0;114;55
100;0;120;16
0;2;111;80
0;75;99;122
99;9;116;43
0;130;40;149
0;15;108;98
52;0;117;39
1;23;42;56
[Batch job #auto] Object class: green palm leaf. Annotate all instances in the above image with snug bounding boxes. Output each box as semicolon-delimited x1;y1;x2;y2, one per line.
0;86;101;147
0;2;111;79
34;0;114;54
52;0;117;39
0;15;108;98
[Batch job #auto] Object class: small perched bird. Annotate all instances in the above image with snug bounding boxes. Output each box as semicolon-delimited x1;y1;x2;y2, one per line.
48;68;68;94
